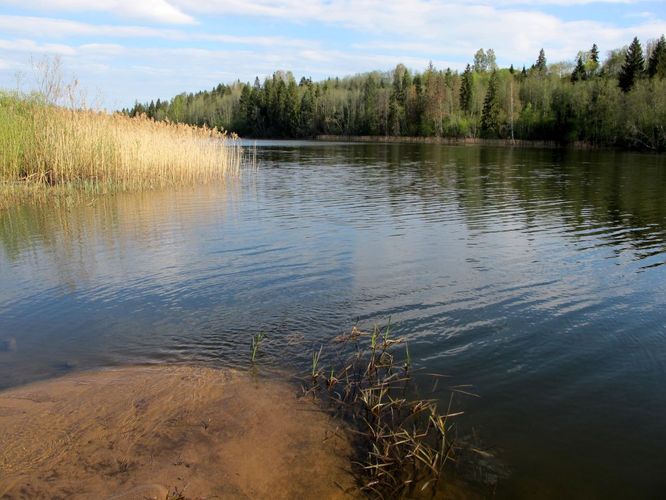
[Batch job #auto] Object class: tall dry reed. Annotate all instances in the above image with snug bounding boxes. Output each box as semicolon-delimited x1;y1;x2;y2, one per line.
0;92;242;206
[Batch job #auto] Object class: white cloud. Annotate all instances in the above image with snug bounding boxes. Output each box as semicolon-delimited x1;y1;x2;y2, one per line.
0;38;76;55
494;0;637;4
79;43;125;56
0;0;195;24
171;0;655;32
0;16;314;48
167;1;665;63
626;11;656;18
2;3;663;64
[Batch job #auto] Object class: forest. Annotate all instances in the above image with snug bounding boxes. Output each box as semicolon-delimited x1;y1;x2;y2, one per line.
126;36;666;150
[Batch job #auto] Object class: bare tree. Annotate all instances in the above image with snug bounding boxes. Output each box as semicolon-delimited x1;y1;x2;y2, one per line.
32;55;86;108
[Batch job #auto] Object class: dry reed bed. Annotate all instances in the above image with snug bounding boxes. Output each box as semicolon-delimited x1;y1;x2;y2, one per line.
0;93;242;207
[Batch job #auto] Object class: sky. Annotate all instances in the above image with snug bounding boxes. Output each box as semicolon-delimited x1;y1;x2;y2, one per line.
0;0;664;109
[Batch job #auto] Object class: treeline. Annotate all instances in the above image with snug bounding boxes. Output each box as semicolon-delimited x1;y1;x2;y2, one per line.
125;36;666;150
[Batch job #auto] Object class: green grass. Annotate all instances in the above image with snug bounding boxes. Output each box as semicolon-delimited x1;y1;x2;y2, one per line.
311;345;323;379
250;332;265;363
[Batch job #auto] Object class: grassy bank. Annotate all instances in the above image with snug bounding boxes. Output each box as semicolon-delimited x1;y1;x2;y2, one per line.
0;93;242;209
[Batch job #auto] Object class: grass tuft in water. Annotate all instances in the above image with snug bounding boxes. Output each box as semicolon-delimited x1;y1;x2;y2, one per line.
305;324;463;498
250;332;266;363
311;345;323;379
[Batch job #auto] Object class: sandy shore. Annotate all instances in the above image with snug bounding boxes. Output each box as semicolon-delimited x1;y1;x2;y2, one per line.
0;365;356;499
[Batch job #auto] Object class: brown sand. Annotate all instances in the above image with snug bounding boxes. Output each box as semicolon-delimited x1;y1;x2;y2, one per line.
0;365;357;499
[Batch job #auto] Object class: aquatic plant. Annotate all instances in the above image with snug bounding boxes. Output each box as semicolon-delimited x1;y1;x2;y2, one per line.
306;324;463;498
0;92;242;208
311;345;323;379
250;331;265;363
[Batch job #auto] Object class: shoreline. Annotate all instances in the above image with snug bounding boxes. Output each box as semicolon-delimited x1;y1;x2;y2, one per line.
315;134;604;150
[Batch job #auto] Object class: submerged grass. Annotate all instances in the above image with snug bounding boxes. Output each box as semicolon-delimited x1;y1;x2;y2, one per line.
304;324;464;498
0;92;242;209
251;332;266;363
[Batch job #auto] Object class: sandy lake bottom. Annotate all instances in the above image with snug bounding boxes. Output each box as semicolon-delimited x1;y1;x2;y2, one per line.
0;365;356;499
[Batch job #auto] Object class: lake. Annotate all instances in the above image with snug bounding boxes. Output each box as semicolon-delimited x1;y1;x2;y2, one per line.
1;141;665;498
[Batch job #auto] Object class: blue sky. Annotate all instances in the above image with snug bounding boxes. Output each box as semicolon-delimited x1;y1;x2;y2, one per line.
0;0;664;109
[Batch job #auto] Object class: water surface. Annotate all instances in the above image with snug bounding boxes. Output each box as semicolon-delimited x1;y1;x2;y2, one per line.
1;142;665;497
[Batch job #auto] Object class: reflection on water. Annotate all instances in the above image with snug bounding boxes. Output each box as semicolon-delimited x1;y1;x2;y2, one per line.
1;143;665;498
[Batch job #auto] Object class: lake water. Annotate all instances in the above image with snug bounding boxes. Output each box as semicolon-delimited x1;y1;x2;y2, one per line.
1;142;665;498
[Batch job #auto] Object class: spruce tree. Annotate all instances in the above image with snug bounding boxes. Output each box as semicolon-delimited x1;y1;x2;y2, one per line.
619;37;645;92
414;74;422;96
239;85;251;121
299;88;316;136
388;94;401;136
571;55;587;83
586;43;600;76
590;44;599;64
481;71;500;137
402;70;412;95
460;64;473;113
284;79;299;137
362;75;379;135
535;48;547;73
392;65;406;104
647;35;666;78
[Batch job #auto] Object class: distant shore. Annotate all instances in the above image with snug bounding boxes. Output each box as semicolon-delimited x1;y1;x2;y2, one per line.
315;134;605;149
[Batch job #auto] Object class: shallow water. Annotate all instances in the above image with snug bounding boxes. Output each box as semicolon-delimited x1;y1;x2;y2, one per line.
1;142;665;497
0;366;354;498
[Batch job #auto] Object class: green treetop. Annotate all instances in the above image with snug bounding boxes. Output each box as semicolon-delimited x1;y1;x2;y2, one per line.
481;70;500;137
647;35;666;78
534;48;547;73
588;43;600;76
619;37;645;92
487;49;498;71
590;43;600;64
460;64;473;113
474;49;487;72
571;55;587;83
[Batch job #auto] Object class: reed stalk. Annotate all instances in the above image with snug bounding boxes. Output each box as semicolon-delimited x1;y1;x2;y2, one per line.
251;332;266;363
